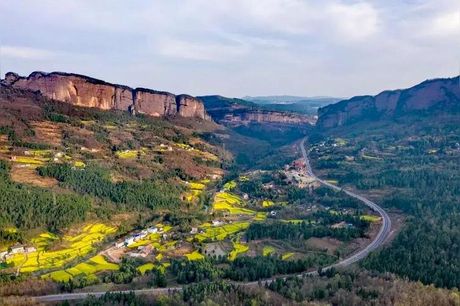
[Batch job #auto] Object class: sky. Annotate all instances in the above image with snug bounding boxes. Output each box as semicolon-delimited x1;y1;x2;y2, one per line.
0;0;458;98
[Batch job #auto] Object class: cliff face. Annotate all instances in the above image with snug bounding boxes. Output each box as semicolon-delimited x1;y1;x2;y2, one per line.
317;76;460;129
2;71;209;120
199;95;314;126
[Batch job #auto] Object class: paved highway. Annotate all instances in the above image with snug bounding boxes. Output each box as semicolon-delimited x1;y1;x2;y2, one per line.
299;138;391;269
34;138;391;303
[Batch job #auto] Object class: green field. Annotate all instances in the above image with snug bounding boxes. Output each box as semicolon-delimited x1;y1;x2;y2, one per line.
213;192;255;215
42;254;119;282
228;242;249;261
194;222;250;242
6;223;116;274
263;246;276;256
185;250;204;261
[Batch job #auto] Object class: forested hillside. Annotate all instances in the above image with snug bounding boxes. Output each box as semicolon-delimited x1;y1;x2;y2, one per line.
310;115;460;288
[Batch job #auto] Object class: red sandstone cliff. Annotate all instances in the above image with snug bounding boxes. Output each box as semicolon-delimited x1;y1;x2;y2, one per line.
317;76;460;129
2;71;209;120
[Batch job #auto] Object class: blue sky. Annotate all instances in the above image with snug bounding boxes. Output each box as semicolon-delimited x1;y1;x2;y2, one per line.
0;0;458;97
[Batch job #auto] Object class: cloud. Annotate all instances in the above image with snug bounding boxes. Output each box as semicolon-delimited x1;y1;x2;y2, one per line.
0;0;457;97
0;46;57;60
156;39;250;62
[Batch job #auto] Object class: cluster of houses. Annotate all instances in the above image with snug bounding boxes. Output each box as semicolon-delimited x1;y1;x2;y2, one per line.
0;244;37;261
114;226;164;249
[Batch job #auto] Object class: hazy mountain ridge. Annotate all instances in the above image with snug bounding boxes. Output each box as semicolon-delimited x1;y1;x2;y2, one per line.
317;76;460;129
199;95;315;125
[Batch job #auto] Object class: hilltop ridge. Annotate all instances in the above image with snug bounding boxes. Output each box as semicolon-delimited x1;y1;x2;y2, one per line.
317;76;460;129
2;71;210;120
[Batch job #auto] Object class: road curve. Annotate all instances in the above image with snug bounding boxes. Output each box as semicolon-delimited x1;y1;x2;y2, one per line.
34;138;391;303
300;138;391;269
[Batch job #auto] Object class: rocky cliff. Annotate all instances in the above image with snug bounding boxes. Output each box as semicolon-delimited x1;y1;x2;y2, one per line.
199;95;314;126
2;71;210;120
317;76;460;129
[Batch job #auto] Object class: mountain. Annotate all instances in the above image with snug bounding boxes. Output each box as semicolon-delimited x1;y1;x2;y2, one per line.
1;71;210;120
199;95;314;125
243;95;341;105
317;76;460;129
243;95;341;115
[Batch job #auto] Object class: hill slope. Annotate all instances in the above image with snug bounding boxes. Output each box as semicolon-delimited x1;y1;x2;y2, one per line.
317;76;460;129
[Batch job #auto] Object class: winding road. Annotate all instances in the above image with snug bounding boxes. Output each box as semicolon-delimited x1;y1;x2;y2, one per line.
299;138;391;269
34;138;391;303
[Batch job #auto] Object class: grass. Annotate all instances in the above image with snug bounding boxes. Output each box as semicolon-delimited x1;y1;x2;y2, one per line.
282;252;295;260
254;212;267;221
223;180;237;191
263;246;276;256
137;263;155;275
239;175;249;182
262;200;274;207
185;251;204;261
42;255;118;282
228;242;249;261
188;182;206;190
282;219;305;224
115;149;147;159
360;215;381;222
212;192;255;215
27;149;53;157
7;223;116;274
74;161;86;168
13;156;47;165
194;222;250;242
185;181;207;202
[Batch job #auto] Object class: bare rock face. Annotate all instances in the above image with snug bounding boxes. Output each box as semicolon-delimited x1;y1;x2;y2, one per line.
176;95;208;120
2;71;210;120
317;76;460;129
134;89;177;117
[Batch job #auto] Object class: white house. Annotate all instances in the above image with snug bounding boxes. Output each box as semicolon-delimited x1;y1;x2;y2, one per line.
25;246;36;253
212;220;223;227
10;245;25;254
124;237;135;246
115;241;124;248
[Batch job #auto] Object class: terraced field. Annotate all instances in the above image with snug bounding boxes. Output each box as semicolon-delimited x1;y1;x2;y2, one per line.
5;223;116;274
228;242;249;261
42;255;119;282
194;222;251;242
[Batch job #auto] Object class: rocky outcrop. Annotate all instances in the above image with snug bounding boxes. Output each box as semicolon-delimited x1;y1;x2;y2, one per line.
199;95;314;126
2;71;210;120
133;88;177;117
317;76;460;129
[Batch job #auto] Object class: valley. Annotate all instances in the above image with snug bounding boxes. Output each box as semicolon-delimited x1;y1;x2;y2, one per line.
0;74;459;306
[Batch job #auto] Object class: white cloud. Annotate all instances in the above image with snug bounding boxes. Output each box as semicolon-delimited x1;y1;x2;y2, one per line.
156;39;250;61
429;11;460;37
0;46;56;60
0;0;458;97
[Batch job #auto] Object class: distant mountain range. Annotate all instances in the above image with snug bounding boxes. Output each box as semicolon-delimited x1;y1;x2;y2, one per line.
243;95;342;105
198;95;314;125
243;96;342;115
317;76;460;129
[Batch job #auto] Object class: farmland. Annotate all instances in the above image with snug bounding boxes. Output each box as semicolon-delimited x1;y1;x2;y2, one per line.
228;242;249;261
3;223;116;275
194;222;250;242
42;255;119;282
